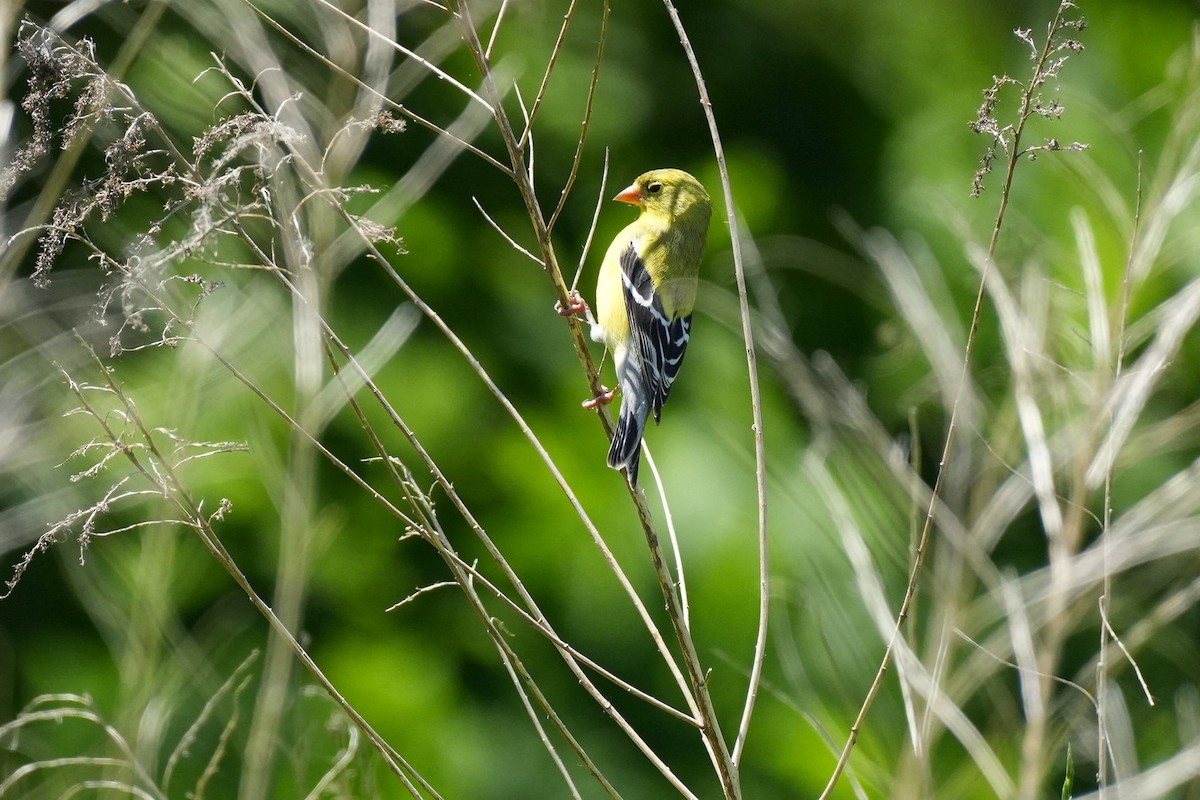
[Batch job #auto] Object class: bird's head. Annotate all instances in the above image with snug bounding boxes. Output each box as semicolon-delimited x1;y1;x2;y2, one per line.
614;168;711;221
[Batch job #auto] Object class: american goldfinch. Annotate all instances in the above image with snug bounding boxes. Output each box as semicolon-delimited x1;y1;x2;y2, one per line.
587;168;712;484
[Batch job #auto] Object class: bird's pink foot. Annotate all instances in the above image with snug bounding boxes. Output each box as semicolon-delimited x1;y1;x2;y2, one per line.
555;290;589;317
582;385;619;409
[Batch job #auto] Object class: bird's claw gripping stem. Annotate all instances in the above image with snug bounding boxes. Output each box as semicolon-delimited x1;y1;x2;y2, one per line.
555;289;589;317
582;385;619;409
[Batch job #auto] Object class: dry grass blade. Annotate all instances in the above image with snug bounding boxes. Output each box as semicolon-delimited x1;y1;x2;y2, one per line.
973;247;1063;545
1087;278;1200;487
861;228;978;425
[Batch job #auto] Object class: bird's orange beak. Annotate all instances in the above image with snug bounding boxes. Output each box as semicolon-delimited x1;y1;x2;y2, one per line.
613;182;642;205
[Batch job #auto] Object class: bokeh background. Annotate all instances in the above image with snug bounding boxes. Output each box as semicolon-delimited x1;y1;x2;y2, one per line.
3;0;1200;797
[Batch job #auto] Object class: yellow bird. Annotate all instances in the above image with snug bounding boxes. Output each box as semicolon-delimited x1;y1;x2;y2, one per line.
585;168;712;484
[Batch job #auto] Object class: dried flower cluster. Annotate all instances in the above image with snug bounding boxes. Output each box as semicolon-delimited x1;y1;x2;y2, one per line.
2;20;405;590
970;1;1089;197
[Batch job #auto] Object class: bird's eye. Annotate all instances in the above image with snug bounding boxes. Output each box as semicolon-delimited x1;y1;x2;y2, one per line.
646;181;663;194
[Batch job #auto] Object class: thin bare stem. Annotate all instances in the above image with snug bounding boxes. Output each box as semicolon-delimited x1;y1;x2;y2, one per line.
659;0;767;778
644;446;690;629
245;188;699;757
487;609;586;800
518;0;579;149
1098;602;1154;706
1099;154;1145;793
452;2;743;790
350;237;692;697
472;197;545;265
387;581;458;610
215;62;702;786
546;0;609;234
423;545;699;725
320;291;690;798
448;1;611;413
484;0;512;59
573;151;610;292
325;347;628;798
286;242;691;795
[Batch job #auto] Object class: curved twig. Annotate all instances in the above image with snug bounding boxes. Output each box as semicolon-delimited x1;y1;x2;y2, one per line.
660;0;766;781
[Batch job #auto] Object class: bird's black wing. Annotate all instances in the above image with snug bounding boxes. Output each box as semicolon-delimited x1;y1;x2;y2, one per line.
619;243;691;423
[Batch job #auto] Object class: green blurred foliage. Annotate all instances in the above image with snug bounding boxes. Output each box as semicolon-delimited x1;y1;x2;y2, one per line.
3;0;1200;797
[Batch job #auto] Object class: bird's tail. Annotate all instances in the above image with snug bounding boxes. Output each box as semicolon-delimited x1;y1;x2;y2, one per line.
607;378;649;485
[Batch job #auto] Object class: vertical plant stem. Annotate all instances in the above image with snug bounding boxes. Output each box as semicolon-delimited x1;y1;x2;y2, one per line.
644;448;690;629
657;0;768;776
1011;9;1087;794
1096;152;1143;800
547;0;609;234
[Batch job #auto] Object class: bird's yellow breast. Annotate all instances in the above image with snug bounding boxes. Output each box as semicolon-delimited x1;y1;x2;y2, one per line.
594;223;637;349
